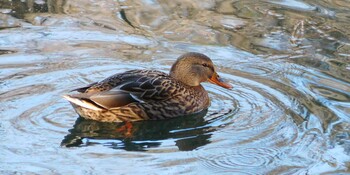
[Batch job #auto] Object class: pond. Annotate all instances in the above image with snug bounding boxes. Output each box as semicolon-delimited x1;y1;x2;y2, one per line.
1;0;349;174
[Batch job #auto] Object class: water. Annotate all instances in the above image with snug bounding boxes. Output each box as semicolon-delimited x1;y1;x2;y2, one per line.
1;0;349;174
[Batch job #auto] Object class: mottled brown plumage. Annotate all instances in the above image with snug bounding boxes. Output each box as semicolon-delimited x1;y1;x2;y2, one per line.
63;52;232;122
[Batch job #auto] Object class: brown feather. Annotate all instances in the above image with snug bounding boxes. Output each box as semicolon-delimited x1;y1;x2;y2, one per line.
63;52;231;122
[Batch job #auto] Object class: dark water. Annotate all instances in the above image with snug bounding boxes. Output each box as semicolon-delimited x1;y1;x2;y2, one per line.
1;0;349;174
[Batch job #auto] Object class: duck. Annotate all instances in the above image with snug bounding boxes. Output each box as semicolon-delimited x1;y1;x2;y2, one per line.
63;52;232;122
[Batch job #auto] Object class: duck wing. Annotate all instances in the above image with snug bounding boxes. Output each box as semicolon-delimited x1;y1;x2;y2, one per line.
66;69;179;110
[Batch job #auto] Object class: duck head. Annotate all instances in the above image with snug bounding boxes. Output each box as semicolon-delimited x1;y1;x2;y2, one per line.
170;52;232;89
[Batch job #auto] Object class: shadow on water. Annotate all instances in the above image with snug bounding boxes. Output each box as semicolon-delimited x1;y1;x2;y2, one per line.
0;0;64;19
61;110;213;151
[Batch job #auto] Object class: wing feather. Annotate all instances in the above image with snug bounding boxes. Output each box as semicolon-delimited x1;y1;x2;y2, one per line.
69;70;177;109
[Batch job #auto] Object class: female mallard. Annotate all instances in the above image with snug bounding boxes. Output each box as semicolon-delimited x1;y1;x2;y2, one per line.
63;52;232;122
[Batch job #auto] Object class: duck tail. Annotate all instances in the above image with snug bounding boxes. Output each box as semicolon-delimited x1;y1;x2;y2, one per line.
63;95;103;111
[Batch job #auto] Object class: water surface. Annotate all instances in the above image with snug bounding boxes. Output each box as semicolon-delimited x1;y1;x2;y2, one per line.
1;0;350;174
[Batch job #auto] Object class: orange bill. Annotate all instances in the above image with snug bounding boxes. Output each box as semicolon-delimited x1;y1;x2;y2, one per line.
208;72;233;89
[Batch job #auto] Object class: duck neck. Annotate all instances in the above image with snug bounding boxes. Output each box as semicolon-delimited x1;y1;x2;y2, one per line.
170;65;205;87
192;85;210;109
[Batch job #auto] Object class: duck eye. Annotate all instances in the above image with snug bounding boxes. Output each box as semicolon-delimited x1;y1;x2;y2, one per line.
202;63;209;67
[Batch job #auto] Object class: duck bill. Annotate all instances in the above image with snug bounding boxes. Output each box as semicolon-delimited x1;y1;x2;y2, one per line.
208;72;233;89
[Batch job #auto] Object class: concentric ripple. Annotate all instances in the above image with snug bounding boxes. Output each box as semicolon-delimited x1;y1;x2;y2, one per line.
188;69;304;173
10;99;76;134
198;147;280;170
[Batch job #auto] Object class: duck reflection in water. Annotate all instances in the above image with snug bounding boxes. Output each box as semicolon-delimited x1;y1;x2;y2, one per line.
61;110;215;151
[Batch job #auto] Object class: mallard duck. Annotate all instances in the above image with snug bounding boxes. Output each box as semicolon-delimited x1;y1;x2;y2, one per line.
63;52;232;122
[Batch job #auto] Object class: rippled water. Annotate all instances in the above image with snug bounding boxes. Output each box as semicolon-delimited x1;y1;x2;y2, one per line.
1;0;350;174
